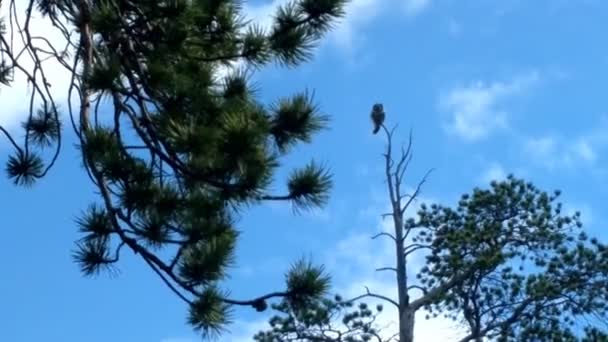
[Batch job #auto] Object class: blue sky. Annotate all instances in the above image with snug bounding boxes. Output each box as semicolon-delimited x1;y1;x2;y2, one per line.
1;0;608;341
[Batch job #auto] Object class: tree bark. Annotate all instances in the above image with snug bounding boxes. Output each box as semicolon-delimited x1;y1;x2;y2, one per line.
394;213;413;342
384;126;416;342
400;308;415;342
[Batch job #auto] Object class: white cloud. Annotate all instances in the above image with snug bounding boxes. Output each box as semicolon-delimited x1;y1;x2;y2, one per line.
523;133;604;170
332;0;431;49
230;184;465;341
232;250;464;342
1;0;430;133
335;276;464;342
479;162;507;185
0;1;75;131
243;0;377;51
330;0;386;50
324;229;394;282
524;136;556;159
440;71;540;142
322;188;466;341
523;136;562;170
242;1;279;29
333;190;434;280
574;139;596;162
229;318;273;342
323;215;466;341
245;0;430;52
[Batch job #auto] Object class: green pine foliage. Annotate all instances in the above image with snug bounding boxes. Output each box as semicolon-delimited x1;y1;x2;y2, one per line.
256;135;608;341
415;176;608;341
254;294;385;342
0;0;348;337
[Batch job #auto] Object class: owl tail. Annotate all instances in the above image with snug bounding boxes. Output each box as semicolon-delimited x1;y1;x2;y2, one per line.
372;124;380;134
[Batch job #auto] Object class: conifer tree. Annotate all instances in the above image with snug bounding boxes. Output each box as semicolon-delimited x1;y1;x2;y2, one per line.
256;115;608;341
0;0;347;336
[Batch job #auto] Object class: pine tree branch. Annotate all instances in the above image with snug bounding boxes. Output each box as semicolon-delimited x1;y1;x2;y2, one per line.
455;297;535;342
223;291;291;306
260;194;292;201
408;267;477;312
114;95;248;193
3;0;349;335
141;254;193;305
345;286;400;309
380;212;394;219
0;125;23;153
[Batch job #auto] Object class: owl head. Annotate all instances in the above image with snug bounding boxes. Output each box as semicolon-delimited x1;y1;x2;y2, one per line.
372;103;384;112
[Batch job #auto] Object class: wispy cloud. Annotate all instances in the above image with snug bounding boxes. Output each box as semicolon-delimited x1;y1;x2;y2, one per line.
332;0;432;50
523;136;562;169
329;0;387;51
439;71;541;142
522;117;608;170
523;135;595;168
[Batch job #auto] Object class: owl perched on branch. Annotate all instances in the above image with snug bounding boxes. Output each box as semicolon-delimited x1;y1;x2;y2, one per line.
370;103;385;134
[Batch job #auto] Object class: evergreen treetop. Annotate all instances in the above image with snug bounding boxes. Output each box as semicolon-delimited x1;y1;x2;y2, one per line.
0;0;348;337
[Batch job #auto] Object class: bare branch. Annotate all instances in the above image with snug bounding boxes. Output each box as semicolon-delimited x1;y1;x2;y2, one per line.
403;243;432;257
406;285;427;295
381;212;394;219
394;128;414;192
0;125;23;153
141;254;193;305
372;232;397;242
344;286;400;309
401;167;434;216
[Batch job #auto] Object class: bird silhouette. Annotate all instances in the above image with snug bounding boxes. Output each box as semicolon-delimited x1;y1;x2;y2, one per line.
370;103;385;134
